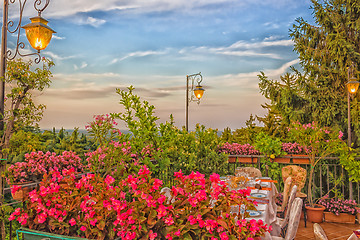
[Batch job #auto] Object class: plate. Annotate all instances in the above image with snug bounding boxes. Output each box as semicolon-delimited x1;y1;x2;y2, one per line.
250;193;267;198
247;210;262;217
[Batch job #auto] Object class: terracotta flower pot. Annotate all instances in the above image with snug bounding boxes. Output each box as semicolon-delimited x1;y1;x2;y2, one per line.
324;212;356;224
10;182;33;201
305;204;325;223
356;207;360;224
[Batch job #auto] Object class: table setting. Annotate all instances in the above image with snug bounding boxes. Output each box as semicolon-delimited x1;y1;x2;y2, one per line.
221;171;281;239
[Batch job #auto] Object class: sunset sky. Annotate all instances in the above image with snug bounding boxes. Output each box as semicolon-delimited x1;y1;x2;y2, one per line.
4;0;314;130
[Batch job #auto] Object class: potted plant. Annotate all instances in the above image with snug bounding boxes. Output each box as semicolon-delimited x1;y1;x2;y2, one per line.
4;151;84;200
218;142;260;163
318;196;358;224
288;121;349;223
10;166;271;240
281;142;310;164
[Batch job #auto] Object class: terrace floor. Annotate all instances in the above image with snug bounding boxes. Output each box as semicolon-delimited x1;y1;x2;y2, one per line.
295;219;360;239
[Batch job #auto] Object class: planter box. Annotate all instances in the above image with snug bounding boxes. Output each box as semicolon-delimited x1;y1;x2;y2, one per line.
324;212;356;224
273;155;291;163
292;154;310;164
237;156;258;163
228;156;237;163
17;228;88;240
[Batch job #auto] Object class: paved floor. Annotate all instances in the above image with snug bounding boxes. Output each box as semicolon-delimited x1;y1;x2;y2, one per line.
295;219;360;239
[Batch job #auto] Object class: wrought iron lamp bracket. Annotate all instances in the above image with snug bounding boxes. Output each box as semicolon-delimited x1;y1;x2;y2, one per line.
5;0;50;63
187;72;203;104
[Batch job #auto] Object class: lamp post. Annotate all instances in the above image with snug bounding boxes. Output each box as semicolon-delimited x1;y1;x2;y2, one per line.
346;65;360;147
0;0;55;131
0;0;55;231
186;72;205;132
346;64;359;201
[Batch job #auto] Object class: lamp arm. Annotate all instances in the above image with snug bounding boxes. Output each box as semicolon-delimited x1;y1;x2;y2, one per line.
187;72;202;103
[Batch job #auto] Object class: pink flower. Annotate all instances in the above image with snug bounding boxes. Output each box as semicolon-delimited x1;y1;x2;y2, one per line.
80;226;86;231
149;230;157;240
69;218;76;226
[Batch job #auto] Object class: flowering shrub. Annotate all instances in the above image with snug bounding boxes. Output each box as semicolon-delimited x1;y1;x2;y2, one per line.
318;196;359;215
85;114;125;146
281;142;310;155
85;141;140;180
218;142;260;155
288;121;348;206
4;151;84;184
9;166;271;239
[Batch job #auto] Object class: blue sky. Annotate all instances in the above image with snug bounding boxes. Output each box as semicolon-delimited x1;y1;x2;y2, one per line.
4;0;314;130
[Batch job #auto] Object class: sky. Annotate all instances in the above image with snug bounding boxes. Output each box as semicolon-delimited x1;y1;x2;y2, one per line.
3;0;314;131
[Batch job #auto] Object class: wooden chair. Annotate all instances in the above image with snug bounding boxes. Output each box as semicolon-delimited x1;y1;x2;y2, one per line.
313;223;328;240
313;223;357;240
277;185;298;237
272;198;303;240
281;165;307;198
235;167;262;178
277;176;292;215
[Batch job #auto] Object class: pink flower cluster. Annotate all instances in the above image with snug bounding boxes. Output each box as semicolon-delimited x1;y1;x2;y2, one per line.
318;196;358;215
218;143;260;155
9;166;271;240
5;151;84;184
281;142;310;154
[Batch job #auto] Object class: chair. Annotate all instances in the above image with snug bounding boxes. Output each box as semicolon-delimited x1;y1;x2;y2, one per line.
160;187;174;204
272;197;303;240
277;176;292;214
313;223;357;240
313;223;328;240
277;185;298;237
235;167;262;178
282;165;308;227
281;165;307;198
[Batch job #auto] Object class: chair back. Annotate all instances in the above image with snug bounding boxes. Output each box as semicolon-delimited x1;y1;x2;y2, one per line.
282;165;307;194
236;167;262;178
281;185;298;229
313;223;328;240
280;176;292;212
160;187;173;204
284;197;303;240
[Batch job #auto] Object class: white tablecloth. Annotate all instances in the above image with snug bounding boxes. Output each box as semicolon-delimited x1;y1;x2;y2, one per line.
246;182;281;240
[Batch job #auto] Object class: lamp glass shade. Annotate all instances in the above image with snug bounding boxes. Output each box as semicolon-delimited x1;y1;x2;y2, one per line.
21;16;56;51
194;85;205;100
347;80;360;94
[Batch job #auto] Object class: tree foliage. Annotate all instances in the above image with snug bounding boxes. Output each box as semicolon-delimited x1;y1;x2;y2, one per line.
258;0;360;147
0;59;54;157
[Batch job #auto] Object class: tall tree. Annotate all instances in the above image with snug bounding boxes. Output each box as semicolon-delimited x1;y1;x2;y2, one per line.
258;0;360;146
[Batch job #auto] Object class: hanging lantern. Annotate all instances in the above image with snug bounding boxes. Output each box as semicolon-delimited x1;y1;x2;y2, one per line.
21;16;56;52
193;84;205;100
347;80;360;94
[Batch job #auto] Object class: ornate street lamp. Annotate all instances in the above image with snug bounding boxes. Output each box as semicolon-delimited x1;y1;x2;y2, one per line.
346;64;359;148
186;72;205;132
0;0;54;215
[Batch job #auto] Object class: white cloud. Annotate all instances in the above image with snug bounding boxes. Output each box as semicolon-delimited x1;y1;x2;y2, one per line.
178;39;293;59
111;50;167;64
44;0;305;19
52;35;65;40
76;16;106;27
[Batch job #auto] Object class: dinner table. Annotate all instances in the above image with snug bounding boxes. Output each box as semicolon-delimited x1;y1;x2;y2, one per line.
226;176;281;240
